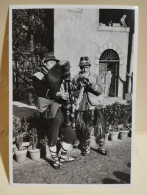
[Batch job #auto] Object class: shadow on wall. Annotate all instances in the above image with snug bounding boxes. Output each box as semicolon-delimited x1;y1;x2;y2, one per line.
0;12;9;182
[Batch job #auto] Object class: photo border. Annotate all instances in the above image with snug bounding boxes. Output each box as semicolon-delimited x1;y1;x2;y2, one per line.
9;4;138;187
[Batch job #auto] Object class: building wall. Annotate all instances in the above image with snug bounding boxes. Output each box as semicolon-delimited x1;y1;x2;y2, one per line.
54;9;129;98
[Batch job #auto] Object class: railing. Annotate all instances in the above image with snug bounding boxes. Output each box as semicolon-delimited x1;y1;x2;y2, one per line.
98;25;130;32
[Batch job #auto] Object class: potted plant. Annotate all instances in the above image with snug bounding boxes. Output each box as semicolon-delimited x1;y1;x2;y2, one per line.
13;116;29;163
109;123;119;141
103;103;119;141
118;101;132;140
119;123;130;140
28;128;40;161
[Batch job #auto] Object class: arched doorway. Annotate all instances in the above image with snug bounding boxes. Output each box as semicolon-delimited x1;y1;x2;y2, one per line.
99;49;119;97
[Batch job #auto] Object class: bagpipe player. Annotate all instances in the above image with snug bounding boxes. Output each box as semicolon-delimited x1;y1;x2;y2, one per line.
32;52;78;169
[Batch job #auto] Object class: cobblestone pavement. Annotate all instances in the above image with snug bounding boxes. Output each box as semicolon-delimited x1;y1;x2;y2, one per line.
13;136;131;184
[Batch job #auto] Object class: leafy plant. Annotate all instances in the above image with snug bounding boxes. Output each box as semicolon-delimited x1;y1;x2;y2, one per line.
13;115;29;150
12;9;52;101
103;101;132;132
124;123;132;131
13;9;49;55
103;104;119;132
28;128;38;150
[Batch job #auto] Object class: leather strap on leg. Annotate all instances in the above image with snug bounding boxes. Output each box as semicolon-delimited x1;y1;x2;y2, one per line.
60;145;75;163
50;150;61;169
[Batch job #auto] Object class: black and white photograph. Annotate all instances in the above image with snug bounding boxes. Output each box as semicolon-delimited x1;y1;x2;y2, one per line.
9;5;138;185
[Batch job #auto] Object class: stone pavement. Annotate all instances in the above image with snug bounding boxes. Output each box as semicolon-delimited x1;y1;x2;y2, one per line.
13;136;131;184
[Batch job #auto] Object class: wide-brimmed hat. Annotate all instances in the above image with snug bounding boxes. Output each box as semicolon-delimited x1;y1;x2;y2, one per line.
43;52;59;63
79;56;91;67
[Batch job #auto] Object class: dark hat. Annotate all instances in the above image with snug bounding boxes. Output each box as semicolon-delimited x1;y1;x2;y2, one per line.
43;52;59;63
79;56;91;67
60;61;71;80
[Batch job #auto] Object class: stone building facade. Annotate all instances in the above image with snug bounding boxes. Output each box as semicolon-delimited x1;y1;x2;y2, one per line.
54;9;133;99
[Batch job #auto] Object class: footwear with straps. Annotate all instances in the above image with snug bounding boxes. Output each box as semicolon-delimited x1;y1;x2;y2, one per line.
50;150;61;169
60;144;76;163
82;146;90;156
60;155;75;163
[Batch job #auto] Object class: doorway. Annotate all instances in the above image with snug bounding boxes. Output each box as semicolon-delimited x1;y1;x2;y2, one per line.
99;49;119;97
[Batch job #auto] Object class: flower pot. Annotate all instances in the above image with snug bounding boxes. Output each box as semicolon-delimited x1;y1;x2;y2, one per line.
14;149;27;163
109;131;119;141
119;130;129;140
29;148;40;161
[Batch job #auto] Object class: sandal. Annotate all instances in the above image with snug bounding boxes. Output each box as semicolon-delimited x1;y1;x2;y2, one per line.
82;146;90;156
52;160;62;169
60;155;75;163
97;148;108;156
50;151;62;169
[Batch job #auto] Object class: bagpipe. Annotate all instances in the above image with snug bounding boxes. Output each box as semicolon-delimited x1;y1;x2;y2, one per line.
62;64;102;129
43;60;102;129
61;61;76;130
44;60;76;129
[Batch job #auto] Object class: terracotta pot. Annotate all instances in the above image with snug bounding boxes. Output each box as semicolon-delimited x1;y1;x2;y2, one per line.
29;148;40;161
109;131;119;141
14;149;27;163
119;130;129;140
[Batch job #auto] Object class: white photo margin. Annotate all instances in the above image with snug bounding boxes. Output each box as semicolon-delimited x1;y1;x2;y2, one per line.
9;4;138;187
